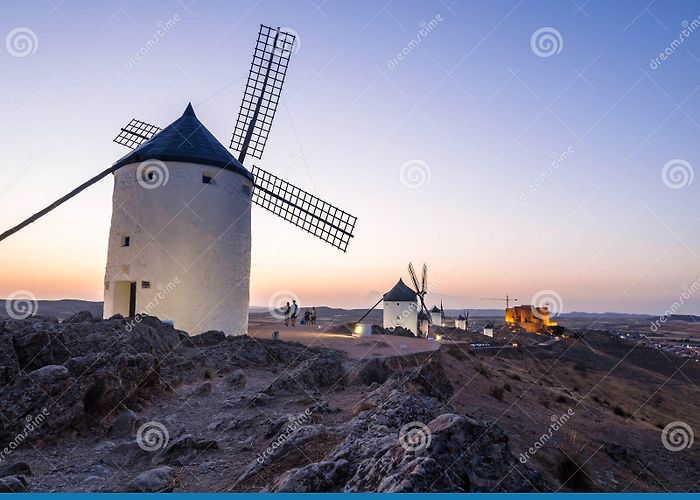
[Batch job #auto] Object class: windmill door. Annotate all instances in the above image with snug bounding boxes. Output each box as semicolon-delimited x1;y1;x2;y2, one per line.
128;281;137;318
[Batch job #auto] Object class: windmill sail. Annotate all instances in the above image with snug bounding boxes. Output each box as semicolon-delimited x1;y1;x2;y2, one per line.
111;120;357;251
114;119;162;149
0;164;123;242
231;25;296;164
252;165;356;252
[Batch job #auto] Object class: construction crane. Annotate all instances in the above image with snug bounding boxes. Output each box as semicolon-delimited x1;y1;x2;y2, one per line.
480;295;518;309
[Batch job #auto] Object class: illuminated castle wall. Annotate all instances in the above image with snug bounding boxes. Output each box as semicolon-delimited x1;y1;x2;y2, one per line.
505;305;556;332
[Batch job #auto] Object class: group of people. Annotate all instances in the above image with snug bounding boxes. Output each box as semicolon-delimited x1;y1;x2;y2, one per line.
282;300;317;327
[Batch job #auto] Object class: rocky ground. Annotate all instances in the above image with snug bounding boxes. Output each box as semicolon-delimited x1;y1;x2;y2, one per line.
0;313;697;492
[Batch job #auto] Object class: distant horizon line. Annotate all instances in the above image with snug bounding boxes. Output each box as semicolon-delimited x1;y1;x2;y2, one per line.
0;297;694;319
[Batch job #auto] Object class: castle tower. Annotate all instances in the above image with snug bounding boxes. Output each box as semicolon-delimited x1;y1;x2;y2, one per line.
103;104;253;336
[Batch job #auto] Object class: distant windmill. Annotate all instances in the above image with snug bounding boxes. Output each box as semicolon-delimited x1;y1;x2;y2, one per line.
0;25;358;336
408;262;430;321
355;262;429;337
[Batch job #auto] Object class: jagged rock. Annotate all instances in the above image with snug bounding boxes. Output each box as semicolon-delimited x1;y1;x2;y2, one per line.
190;382;212;398
103;441;151;468
270;460;352;492
344;413;543;492
81;476;103;488
239;435;255;451
184;330;226;347
251;392;274;406
403;356;453;403
62;311;95;323
237;424;335;484
151;434;218;466
107;409;141;438
0;332;19;384
0;475;29;492
64;352;163;416
312;400;341;414
95;440;116;453
0;365;82;442
346;358;393;386
224;369;246;389
0;462;31;477
264;415;291;438
264;355;345;395
127;466;176;492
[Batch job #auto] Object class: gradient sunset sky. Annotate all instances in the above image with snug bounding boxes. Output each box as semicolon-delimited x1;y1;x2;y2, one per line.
1;0;699;315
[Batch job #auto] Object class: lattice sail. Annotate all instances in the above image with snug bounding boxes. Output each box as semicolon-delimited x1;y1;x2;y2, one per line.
252;166;356;252
231;25;296;163
114;119;162;150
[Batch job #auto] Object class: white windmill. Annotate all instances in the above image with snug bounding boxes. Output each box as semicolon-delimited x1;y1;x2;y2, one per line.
0;25;357;336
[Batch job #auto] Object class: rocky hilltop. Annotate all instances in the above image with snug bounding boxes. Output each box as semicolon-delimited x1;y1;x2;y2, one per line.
2;313;698;492
0;314;543;492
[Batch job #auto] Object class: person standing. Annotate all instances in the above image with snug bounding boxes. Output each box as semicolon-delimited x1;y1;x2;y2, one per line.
291;299;299;327
311;306;317;325
283;301;291;327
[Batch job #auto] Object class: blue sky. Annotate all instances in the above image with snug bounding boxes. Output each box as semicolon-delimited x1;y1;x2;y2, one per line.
1;0;699;315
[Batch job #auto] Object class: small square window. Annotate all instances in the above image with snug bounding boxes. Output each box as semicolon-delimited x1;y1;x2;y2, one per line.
141;281;151;289
104;282;110;290
202;174;215;184
121;236;130;247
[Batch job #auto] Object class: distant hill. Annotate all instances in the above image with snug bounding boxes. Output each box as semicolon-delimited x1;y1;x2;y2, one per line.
668;314;700;322
0;299;103;320
1;300;695;323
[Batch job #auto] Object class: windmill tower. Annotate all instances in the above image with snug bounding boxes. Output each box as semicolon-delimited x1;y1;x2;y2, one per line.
455;313;467;330
382;279;417;335
430;305;442;326
417;310;430;336
102;104;254;335
0;25;357;336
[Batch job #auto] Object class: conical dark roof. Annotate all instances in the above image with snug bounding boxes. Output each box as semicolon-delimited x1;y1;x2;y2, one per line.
430;305;441;313
113;103;253;181
457;314;466;320
383;279;416;302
